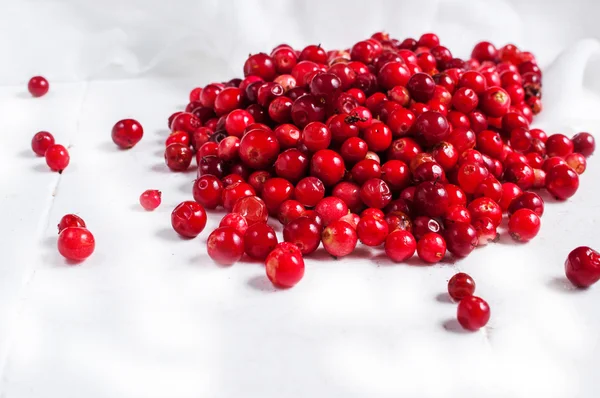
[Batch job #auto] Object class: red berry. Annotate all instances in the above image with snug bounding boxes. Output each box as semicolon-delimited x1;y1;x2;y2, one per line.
165;143;192;171
417;232;446;263
406;73;436;103
310;149;345;186
244;223;278;260
545;164;579;200
214;87;242;116
499;182;523;211
414;181;449;218
193;175;223;209
360;178;392;209
265;244;305;288
294;177;325;207
357;215;389;246
221;182;255;212
565;246;600;288
244;53;276;81
572;132;595;157
171;201;207;238
315;197;349;226
111;119;144;149
546;134;574;158
508;208;541;242
207;227;245;265
471;42;498;62
444;205;471;226
457;296;490;331
414;111;450;146
45;144;70;172
322;220;358;257
283;216;321;255
448;272;476;301
57;227;95;261
508;191;544;217
219;213;249;236
239;129;280;169
28;76;49;97
300;122;332;152
384;230;417;262
274;148;309;183
565;153;587;174
261;178;294;213
225;109;254;137
232;195;269;226
472;217;498;246
480;87;511;117
447;127;476;153
468;197;502;227
274;123;301;149
139;189;162;211
456;162;488;194
363;123;392;152
31;131;55;156
57;214;86;233
444;222;478;257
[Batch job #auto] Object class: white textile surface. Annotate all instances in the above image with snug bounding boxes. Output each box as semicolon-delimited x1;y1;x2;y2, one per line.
1;1;600;397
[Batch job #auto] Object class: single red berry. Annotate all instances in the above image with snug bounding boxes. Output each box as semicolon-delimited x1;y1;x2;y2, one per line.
572;132;595;157
417;232;446;263
542;156;567;173
468;197;502;227
456;162;488;194
283;216;321;255
406;73;436;103
278;200;306;225
28;76;49;97
166;131;191;148
214;87;242;116
473;176;503;203
471;42;498;62
546;134;574;158
310;149;345;187
45;144;70;172
357;215;389;246
351;159;382;185
193;175;223;209
565;153;587;174
508;191;544;217
274;149;309;184
300;122;332;153
332;182;362;213
244;53;276;81
448;272;476;301
472;217;498;246
239;129;280;169
31;131;55;156
315;197;349;227
291;94;326;128
444;205;472;226
139;189;162;211
414;181;449;218
219;213;249;237
165;143;192;171
57;227;95;262
207;227;245;265
508;208;541;242
189;87;202;102
265;244;305;288
232;195;269;226
171;201;207;238
57;214;86;233
414;111;450;146
294;177;325;207
111;119;144;149
480;87;511;117
444;222;478;257
498;182;523;211
261;178;294;213
384;230;417;262
322;220;358;257
565;246;600;288
545;164;579;200
225;109;254;137
221;182;255;212
446;184;467;207
457;296;490;331
360;178;392;209
274;123;301;149
244;223;278;260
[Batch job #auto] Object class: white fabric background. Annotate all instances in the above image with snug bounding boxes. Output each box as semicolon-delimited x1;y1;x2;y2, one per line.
1;1;600;397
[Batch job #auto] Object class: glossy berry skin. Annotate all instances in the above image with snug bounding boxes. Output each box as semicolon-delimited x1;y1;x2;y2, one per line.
111;119;144;149
57;227;95;261
473;217;498;246
508;208;541;242
315;197;349;226
57;214;86;233
456;162;488;194
414;111;450;146
565;153;587;174
294;177;325;207
545;164;579;200
171;201;207;238
214;87;242;116
363;123;392;152
139;189;162;211
417;232;446;264
244;53;276;81
384;230;417;262
244;223;278;260
322;220;358;258
219;213;249;237
221;182;255;212
31;131;55;156
444;223;478;258
261;178;294;213
193;175;223;209
278;200;306;225
291;94;326;128
546;134;574;158
45;144;70;172
225;109;254;137
414;181;449;218
310;149;345;186
239;129;280;170
448;273;476;301
283;217;321;255
300;122;332;152
28;76;49;97
274;149;309;184
468;197;502;227
265;244;305;288
165;143;192;171
480;87;511;117
471;42;498;62
360;178;392;209
572;132;595;157
207;227;245;265
357;215;389;246
232;195;269;225
565;246;600;288
406;73;436;102
508;191;544;217
457;296;490;331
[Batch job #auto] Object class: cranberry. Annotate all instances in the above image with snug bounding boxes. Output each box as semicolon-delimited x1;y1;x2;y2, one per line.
283;217;321;255
406;73;436;102
214;87;242;116
31;131;55;156
57;214;86;233
388;86;411;106
546;164;579;200
28;76;50;97
300;122;331;152
199;83;224;108
546;134;574;158
417;232;446;263
456;162;488;194
565;246;600;288
509;191;544;217
165;143;192;171
244;53;276;81
293;177;324;207
207;227;244;265
310;149;345;186
271;48;298;74
291;94;326;128
472;217;498;246
387;108;416;138
526;152;544;169
508;208;541;242
171;201;207;238
244;223;278;260
444;222;478;257
357;215;389;246
265;244;305;288
499;182;523;211
332;182;362;213
468;111;488;133
446;184;467;207
363;123;392;152
380;160;411;192
239;129;280;169
447;127;476;153
457;296;490;331
378;62;411;89
351;159;381;185
360;178;392;209
565;153;587;174
139;189;162;211
480;87;511;117
414;181;449;218
45;144;70;172
274;124;301;149
444;205;471;226
542;157;567;173
448;273;476;301
262;178;294;213
268;96;293;123
468;196;502;227
220;213;249;236
322;220;358;257
111;119;144;149
315;197;349;226
278;200;306;225
383;230;416;262
274;149;308;184
232;195;268;225
57;227;95;261
572;132;595;157
224;109;254;137
198;155;227;179
192;175;223;209
328;114;360;144
340;137;368;164
414;111;450;146
166;131;191;148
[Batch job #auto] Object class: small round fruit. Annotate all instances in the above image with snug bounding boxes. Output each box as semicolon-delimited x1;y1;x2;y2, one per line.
45;144;70;172
219;213;249;236
57;214;86;233
508;208;541;242
265;244;305;288
357;215;389;246
417;232;446;263
139;189;162;211
457;296;490;331
322;220;358;257
171;201;207;238
244;223;278;260
31;131;55;156
565;246;600;288
384;230;417;262
207;227;245;265
283;217;321;255
28;76;49;97
444;223;478;257
546;164;579;200
57;227;95;261
111;119;144;149
448;273;476;301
